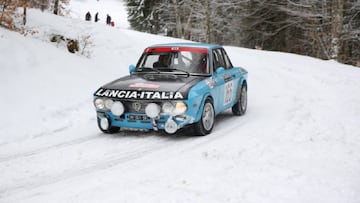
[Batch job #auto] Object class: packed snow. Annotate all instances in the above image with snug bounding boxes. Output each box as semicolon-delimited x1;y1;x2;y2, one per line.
1;0;360;202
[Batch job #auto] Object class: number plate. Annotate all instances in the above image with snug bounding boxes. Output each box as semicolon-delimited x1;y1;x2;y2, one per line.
128;114;149;121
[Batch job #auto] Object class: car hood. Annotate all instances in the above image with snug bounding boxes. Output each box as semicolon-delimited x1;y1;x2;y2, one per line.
94;74;204;100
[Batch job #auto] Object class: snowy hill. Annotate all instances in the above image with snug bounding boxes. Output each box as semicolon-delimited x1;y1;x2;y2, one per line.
1;1;360;202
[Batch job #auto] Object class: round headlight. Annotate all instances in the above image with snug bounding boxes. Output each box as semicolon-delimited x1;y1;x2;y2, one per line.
145;103;160;118
174;102;187;114
111;101;124;116
104;99;114;109
94;98;105;110
162;102;174;114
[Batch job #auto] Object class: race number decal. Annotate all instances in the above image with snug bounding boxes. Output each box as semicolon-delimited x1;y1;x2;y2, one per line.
224;81;234;105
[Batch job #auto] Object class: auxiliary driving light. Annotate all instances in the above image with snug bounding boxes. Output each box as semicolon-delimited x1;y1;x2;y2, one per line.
165;119;178;134
111;101;124;116
162;102;174;114
104;99;114;109
145;103;160;118
100;117;109;130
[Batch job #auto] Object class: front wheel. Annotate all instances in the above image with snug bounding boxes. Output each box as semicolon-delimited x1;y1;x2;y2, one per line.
232;85;247;116
194;99;215;136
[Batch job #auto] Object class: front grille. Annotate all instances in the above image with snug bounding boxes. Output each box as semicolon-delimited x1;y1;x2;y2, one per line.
122;100;162;113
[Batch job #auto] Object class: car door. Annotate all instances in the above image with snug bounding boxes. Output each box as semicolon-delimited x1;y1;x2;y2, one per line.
212;48;238;112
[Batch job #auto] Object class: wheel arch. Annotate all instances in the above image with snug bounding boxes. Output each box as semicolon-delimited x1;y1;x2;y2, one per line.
235;79;247;102
241;79;247;90
194;94;214;123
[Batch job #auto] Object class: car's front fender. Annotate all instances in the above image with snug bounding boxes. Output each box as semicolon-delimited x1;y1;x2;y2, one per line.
186;79;214;123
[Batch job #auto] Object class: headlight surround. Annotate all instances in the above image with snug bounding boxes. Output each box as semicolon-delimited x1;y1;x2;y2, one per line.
94;98;105;110
161;101;187;115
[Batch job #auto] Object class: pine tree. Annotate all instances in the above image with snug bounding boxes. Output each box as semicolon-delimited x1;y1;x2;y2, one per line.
126;0;159;34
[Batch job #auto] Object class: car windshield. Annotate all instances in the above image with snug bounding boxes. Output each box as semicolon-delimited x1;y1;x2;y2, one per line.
135;47;209;75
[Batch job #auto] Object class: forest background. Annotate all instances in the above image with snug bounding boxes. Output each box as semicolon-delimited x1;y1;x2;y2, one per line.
1;0;360;66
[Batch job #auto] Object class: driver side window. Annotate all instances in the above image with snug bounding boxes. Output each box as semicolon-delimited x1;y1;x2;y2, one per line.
222;49;233;69
212;49;225;71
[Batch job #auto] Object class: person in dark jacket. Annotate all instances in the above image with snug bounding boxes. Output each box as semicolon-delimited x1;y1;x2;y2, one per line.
153;54;170;68
95;12;99;22
106;14;111;25
85;11;91;21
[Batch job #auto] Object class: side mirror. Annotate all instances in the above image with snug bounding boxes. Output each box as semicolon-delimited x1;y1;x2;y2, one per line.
215;67;225;74
129;64;135;74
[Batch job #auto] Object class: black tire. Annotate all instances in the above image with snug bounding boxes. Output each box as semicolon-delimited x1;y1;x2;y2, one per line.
232;84;247;116
97;117;120;134
194;99;215;136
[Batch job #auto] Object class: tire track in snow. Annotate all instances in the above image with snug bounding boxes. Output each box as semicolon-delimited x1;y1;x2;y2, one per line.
0;134;100;163
0;142;161;197
0;132;195;198
0;96;293;201
174;112;249;153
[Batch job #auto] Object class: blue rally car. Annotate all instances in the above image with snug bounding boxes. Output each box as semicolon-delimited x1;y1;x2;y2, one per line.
93;43;248;135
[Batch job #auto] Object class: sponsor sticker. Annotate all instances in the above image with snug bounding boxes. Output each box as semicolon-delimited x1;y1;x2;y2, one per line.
205;79;216;88
129;83;160;89
95;88;183;100
224;81;234;105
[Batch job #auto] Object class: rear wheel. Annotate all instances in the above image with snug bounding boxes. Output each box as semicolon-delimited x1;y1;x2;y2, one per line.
97;117;120;134
232;85;247;116
194;99;215;136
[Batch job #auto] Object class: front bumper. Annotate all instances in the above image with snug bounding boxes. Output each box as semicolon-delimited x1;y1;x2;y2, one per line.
97;111;195;134
94;93;205;134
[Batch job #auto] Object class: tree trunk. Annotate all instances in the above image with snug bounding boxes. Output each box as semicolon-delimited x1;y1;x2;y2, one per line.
23;6;26;25
330;0;344;60
172;0;182;38
40;0;48;12
183;7;193;40
53;0;59;15
204;0;210;43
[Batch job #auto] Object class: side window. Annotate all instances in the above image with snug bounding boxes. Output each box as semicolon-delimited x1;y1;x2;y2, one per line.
221;49;233;69
212;49;226;71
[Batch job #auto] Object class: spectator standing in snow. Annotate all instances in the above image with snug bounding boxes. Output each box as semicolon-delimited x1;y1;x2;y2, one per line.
106;14;111;25
85;11;91;21
95;12;99;22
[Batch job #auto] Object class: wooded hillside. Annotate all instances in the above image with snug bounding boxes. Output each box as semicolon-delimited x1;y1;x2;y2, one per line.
126;0;360;66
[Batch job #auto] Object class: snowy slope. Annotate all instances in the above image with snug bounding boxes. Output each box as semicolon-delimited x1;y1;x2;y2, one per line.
68;0;129;29
1;1;360;202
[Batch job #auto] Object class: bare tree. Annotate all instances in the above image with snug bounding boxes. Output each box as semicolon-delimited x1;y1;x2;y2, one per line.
53;0;58;14
172;0;182;38
126;0;359;65
330;0;344;59
1;1;12;29
51;0;69;15
0;0;33;29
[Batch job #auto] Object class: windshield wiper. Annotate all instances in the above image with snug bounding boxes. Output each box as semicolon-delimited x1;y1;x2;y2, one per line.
135;67;160;73
159;68;190;76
